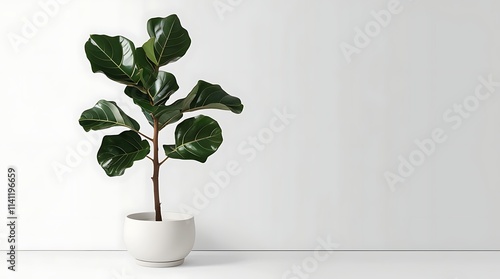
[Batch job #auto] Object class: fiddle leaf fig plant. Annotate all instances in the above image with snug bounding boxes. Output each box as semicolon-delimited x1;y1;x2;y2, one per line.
79;14;243;221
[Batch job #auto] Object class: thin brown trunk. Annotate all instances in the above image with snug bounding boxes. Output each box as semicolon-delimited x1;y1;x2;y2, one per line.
152;118;162;221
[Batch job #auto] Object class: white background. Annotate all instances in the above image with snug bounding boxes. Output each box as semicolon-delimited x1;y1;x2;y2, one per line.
1;0;500;251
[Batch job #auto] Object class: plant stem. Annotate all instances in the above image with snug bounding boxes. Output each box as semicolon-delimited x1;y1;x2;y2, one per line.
137;131;153;142
159;157;168;166
152;117;162;221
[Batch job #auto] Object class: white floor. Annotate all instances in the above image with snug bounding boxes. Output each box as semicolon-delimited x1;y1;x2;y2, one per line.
1;251;500;279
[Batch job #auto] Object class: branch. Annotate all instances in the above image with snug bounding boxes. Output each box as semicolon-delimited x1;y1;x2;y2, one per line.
159;157;169;166
147;156;153;162
137;131;153;142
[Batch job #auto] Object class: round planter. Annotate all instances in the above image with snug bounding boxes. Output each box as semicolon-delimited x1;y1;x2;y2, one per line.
124;212;195;267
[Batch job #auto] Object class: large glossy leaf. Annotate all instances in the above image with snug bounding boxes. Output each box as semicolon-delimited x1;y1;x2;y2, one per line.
97;131;150;176
173;80;243;113
149;71;179;105
145;15;191;66
85;35;140;85
163;115;222;162
123;71;178;108
79;100;140;132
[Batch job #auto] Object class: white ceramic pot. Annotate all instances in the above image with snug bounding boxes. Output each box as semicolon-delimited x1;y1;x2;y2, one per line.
124;212;195;267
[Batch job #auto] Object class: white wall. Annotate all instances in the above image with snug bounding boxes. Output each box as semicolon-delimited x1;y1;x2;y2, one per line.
1;0;500;250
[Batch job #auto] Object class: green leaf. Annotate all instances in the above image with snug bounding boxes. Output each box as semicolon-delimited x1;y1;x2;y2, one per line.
149;71;179;105
123;86;182;128
124;86;154;112
142;109;154;127
79;100;140;132
154;106;183;129
134;47;157;88
84;35;140;85
141;106;183;129
97;131;150;176
124;72;178;109
123;86;181;128
163;115;223;163
175;80;244;113
142;37;158;65
146;15;191;66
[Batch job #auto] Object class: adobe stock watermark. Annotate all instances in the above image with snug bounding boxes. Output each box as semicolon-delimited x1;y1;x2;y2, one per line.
178;107;296;215
213;0;244;20
384;74;500;191
281;235;339;279
52;96;138;183
7;0;73;53
51;129;104;183
340;0;412;64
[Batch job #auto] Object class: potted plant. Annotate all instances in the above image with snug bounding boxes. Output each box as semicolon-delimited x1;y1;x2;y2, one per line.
78;14;243;267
